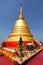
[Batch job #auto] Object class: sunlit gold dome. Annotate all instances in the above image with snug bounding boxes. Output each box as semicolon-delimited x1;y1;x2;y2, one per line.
6;6;35;42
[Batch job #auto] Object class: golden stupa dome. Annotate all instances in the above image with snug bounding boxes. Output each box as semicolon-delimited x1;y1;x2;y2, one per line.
6;6;35;42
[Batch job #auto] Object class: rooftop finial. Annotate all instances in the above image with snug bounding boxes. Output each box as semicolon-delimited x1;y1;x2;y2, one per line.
18;4;24;19
20;4;22;12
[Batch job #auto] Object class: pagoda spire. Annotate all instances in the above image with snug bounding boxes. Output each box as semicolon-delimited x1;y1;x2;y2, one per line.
18;4;24;19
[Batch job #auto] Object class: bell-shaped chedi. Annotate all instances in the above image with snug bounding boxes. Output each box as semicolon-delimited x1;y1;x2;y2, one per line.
4;6;38;47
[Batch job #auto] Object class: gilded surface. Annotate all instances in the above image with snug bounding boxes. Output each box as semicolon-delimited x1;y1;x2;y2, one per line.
6;6;35;42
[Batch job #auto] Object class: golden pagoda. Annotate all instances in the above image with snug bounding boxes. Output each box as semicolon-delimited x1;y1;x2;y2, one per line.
4;6;38;47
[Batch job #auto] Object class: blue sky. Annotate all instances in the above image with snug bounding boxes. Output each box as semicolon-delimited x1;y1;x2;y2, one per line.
0;0;43;43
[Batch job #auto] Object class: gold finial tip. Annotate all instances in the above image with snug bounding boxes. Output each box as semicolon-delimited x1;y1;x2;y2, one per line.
20;4;22;12
18;4;24;19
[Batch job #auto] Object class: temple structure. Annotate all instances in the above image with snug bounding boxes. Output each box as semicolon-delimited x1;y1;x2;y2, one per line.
4;6;38;47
